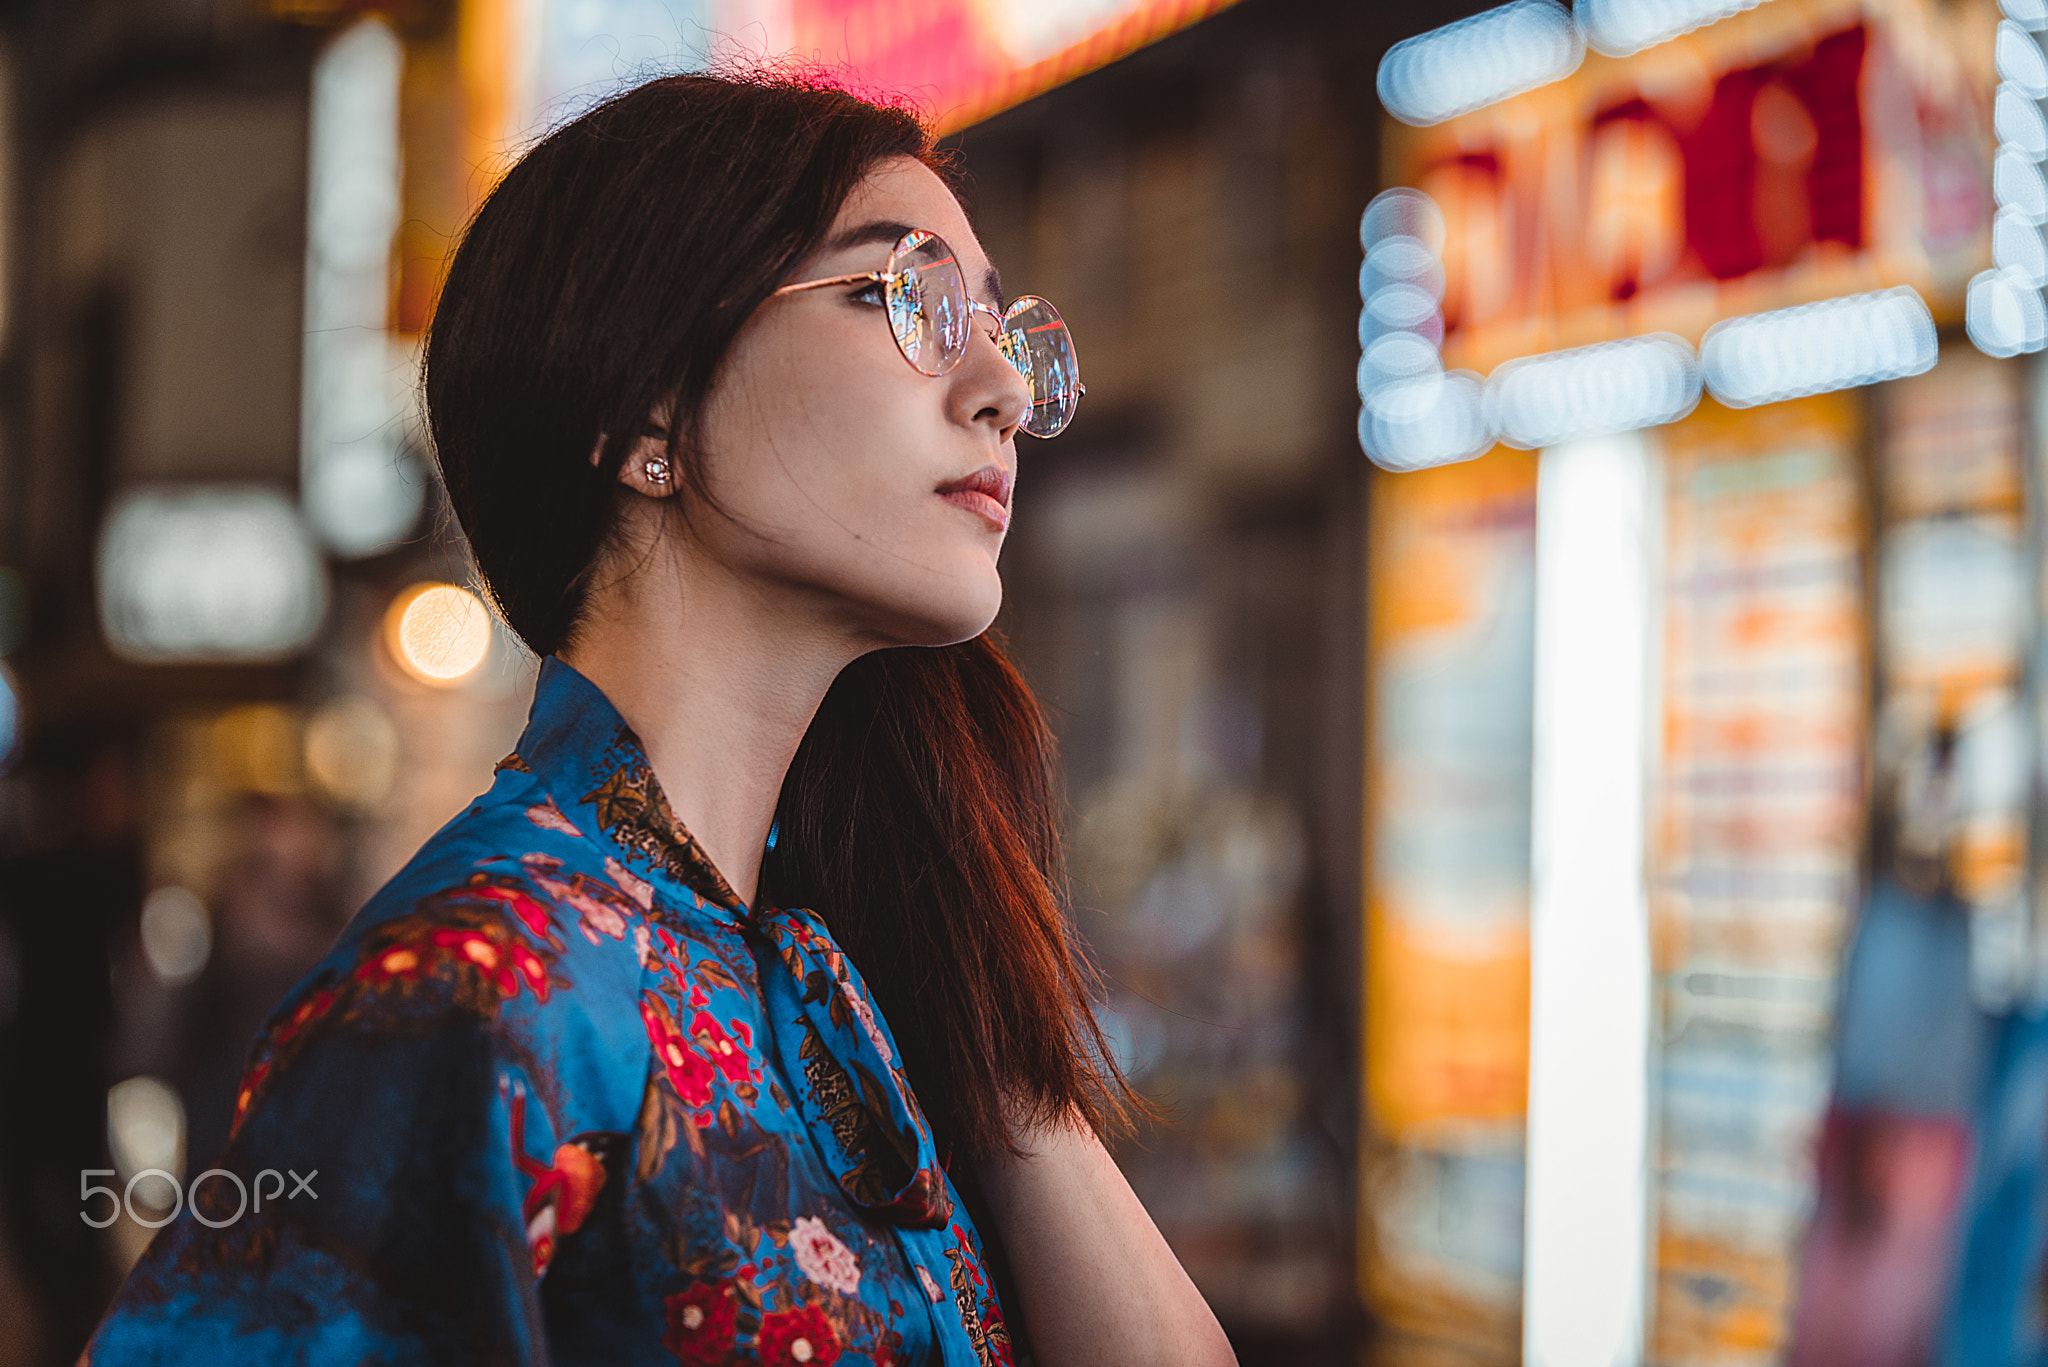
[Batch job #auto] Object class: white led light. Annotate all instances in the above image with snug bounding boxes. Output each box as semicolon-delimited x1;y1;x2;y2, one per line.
1996;145;2048;221
1525;431;1656;1367
1996;85;2048;159
1701;287;1938;408
1577;0;1772;58
1967;266;2048;358
98;486;328;663
1360;188;1447;252
1485;334;1701;450
1358;332;1444;398
2006;0;2048;31
1359;371;1491;472
1993;208;2048;284
1362;282;1446;348
2000;22;2048;99
1377;0;1583;127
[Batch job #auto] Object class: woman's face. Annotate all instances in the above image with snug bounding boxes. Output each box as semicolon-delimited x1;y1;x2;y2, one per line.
664;156;1033;651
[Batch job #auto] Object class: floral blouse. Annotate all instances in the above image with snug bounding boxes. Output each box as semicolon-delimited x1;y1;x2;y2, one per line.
87;658;1013;1367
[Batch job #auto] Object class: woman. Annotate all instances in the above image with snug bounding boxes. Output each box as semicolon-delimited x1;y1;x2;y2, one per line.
85;70;1234;1367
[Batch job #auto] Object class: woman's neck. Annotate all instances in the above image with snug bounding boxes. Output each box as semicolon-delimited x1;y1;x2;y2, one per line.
559;543;854;907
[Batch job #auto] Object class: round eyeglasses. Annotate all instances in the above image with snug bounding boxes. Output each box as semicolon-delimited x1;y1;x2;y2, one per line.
772;229;1084;439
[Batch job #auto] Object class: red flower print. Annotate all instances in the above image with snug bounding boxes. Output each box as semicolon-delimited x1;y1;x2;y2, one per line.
690;1011;750;1084
510;942;552;1001
356;939;427;985
641;994;714;1106
275;988;337;1045
230;1060;270;1132
757;1305;841;1367
452;873;563;948
661;1281;738;1366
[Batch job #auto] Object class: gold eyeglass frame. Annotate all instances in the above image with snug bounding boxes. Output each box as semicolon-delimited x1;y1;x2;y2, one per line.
771;228;1085;437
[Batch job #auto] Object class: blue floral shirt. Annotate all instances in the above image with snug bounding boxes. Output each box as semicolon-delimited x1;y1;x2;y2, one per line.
87;658;1013;1367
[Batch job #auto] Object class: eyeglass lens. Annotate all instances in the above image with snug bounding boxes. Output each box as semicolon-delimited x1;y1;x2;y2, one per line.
883;232;1082;438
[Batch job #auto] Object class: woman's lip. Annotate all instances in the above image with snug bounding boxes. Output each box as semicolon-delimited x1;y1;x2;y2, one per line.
940;488;1010;531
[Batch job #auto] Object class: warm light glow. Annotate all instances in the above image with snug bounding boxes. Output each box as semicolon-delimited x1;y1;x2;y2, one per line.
1376;0;1582;128
304;694;400;810
385;583;492;685
1526;432;1655;1367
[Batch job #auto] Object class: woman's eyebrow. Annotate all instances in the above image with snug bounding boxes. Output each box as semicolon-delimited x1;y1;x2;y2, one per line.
822;219;918;254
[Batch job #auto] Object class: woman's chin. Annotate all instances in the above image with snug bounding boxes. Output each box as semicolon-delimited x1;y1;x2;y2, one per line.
871;579;1003;650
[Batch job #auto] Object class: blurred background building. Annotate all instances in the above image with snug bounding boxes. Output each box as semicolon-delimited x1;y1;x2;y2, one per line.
2;0;2048;1364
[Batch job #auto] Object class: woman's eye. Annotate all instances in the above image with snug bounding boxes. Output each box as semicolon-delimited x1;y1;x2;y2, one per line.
849;280;886;307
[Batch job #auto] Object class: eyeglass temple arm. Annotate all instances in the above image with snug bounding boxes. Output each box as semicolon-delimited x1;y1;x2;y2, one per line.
772;271;883;297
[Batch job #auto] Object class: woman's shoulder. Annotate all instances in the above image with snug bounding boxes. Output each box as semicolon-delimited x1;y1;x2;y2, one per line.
227;771;689;1141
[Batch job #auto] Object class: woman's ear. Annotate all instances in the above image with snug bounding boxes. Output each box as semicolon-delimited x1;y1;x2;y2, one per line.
590;411;678;498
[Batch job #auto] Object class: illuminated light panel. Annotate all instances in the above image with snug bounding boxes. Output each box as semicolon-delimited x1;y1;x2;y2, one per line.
302;17;422;558
1525;430;1656;1367
1576;0;1773;58
97;486;327;663
140;887;211;987
1701;287;1937;408
1968;267;2048;357
1485;334;1701;450
1376;0;1582;127
385;583;493;686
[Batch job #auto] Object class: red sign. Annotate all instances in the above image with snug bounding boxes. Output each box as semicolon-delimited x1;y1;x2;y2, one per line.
1386;0;1995;373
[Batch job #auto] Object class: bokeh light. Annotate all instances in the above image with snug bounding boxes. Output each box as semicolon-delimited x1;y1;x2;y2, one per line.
139;887;211;987
1485;333;1701;450
1375;0;1582;128
1702;287;1939;408
106;1076;185;1198
304;694;401;811
384;583;492;686
1578;0;1772;58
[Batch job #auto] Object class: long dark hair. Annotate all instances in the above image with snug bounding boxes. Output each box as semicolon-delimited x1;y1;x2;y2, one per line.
422;69;1141;1161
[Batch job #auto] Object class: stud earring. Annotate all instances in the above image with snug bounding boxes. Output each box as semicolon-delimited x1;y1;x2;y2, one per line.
643;456;670;486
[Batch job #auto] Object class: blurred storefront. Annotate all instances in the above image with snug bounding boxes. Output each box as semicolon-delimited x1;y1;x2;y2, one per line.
1358;0;2048;1364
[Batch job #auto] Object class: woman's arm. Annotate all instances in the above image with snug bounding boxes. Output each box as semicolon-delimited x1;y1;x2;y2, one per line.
973;1112;1238;1367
